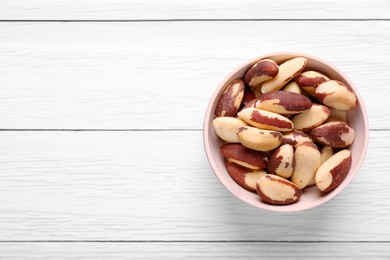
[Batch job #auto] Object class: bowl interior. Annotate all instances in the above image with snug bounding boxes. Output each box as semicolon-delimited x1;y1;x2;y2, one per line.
204;52;369;212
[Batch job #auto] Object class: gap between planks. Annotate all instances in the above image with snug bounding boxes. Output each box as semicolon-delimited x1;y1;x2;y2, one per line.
0;19;390;22
0;240;388;243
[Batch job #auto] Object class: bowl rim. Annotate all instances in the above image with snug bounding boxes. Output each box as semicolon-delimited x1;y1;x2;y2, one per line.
203;51;369;212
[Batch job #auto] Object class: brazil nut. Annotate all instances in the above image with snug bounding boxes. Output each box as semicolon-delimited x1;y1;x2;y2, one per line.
292;104;330;132
241;87;257;107
316;80;357;110
316;149;352;192
255;91;312;114
261;57;307;94
320;146;334;164
326;109;348;123
244;59;279;87
291;142;321;189
225;161;267;192
215;79;245;117
220;143;267;170
308;146;334;186
237;126;283;151
267;144;294;178
283;81;301;94
311;121;355;148
238;107;294;132
212;117;248;143
256;174;302;205
296;70;329;96
282;130;313;148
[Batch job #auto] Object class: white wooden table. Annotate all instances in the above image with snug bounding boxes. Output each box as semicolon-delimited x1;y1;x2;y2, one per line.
0;1;389;258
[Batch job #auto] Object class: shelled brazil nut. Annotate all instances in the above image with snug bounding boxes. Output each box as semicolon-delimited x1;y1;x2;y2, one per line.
212;56;358;205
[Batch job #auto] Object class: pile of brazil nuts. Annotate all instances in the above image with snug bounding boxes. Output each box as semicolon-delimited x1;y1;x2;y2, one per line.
212;57;357;205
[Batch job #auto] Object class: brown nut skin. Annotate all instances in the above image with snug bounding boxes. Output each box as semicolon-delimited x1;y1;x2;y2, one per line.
255;91;312;114
282;130;313;148
296;71;329;96
315;80;357;111
244;59;279;87
215;79;245;117
316;149;352;193
267;144;294;178
220;143;267;170
241;87;257;107
261;57;307;94
225;161;267;192
291;142;321;189
238;107;294;132
256;174;302;205
310;121;355;148
237;126;283;152
240;97;259;111
291;104;330;132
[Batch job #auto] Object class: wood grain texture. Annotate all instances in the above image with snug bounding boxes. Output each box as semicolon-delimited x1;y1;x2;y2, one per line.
0;130;387;240
0;22;389;129
0;0;388;257
0;0;389;20
0;242;389;259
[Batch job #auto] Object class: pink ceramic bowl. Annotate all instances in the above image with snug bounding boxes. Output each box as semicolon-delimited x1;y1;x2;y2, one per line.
203;52;369;212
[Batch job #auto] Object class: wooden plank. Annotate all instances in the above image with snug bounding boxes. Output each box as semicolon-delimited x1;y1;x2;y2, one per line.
0;130;387;240
0;242;388;259
0;22;389;129
0;0;389;20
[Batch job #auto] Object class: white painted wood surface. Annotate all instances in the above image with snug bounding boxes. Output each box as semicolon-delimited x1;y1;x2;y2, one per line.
0;131;388;241
1;0;389;20
0;22;389;129
0;242;388;259
0;0;389;258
